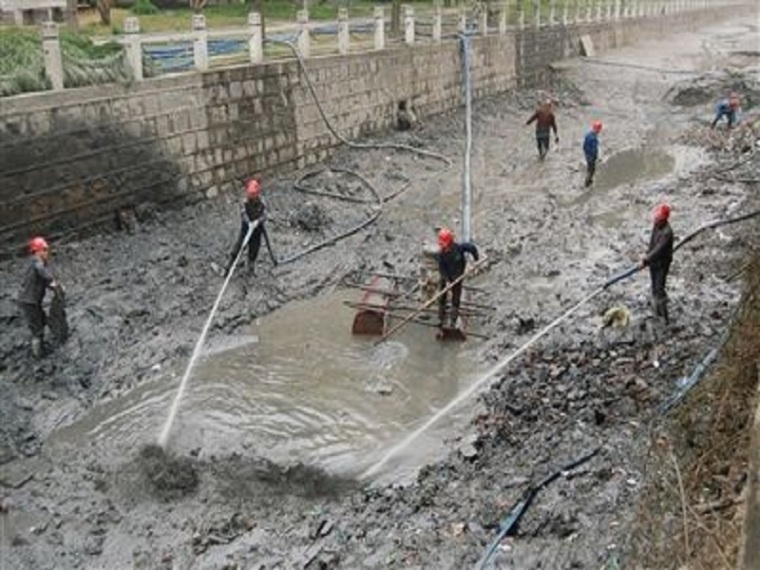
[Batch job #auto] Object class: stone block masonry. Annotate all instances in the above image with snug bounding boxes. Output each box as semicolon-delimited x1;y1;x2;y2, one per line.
0;3;748;254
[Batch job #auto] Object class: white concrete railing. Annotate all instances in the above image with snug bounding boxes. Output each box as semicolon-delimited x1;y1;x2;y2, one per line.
34;0;743;92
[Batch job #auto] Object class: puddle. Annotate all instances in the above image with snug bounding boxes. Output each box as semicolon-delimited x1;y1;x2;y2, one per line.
591;148;676;195
49;290;483;478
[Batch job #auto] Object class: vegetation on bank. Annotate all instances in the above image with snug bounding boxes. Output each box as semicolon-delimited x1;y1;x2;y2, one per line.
0;29;131;96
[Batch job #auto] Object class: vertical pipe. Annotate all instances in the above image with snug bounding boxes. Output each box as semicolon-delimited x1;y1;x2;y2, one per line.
461;35;473;243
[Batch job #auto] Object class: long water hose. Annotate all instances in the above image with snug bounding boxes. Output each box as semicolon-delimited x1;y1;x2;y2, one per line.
476;447;601;570
474;210;760;566
158;220;257;446
264;36;454;266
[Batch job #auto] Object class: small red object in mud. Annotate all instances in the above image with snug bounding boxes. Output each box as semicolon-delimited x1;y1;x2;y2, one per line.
351;276;391;336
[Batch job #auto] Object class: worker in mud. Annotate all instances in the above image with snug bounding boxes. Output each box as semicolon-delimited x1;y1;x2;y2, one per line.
639;203;674;324
583;120;603;187
711;92;741;129
525;98;559;160
16;237;59;358
224;178;277;277
436;228;479;329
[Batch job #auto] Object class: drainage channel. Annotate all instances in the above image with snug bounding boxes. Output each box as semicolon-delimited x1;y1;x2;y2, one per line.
48;290;486;480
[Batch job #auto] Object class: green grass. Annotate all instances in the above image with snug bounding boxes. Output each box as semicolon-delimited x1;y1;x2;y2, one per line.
0;28;130;96
75;1;387;35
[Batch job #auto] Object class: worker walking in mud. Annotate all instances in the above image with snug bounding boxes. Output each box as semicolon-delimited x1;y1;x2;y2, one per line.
16;237;61;358
225;179;277;277
436;228;479;329
639;203;674;324
711;92;741;129
526;99;559;161
583;120;603;187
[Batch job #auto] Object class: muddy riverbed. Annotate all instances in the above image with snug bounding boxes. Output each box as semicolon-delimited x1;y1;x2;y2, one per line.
1;16;759;570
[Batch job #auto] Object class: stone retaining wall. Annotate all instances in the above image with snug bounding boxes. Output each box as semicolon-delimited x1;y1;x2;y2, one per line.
0;5;743;254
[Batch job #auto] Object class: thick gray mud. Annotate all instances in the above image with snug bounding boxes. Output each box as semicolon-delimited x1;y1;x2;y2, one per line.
1;16;759;570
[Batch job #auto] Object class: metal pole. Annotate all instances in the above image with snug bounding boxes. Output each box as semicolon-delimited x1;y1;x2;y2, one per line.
461;34;473;243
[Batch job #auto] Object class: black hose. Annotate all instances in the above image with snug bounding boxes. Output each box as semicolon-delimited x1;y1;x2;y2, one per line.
673;209;760;254
263;35;453;267
266;37;452;167
476;447;601;570
601;209;760;289
277;167;383;266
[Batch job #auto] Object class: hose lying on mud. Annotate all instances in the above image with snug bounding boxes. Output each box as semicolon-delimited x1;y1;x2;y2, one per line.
264;36;453;267
476;447;601;570
362;209;760;472
657;292;746;414
276;167;383;266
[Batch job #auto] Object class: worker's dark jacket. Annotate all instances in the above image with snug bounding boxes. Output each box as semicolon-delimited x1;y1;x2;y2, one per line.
526;109;557;137
438;242;479;282
242;197;267;225
646;221;674;269
17;257;54;306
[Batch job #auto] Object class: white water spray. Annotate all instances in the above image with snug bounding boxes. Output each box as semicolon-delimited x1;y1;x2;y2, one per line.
360;288;604;479
158;222;256;448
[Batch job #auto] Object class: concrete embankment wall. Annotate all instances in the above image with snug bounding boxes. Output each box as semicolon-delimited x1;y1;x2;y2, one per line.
0;6;742;253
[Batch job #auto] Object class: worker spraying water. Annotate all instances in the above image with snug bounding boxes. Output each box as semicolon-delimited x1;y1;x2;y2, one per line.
158;178;271;448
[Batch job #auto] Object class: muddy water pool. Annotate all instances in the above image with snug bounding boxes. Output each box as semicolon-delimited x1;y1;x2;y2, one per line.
49;290;485;479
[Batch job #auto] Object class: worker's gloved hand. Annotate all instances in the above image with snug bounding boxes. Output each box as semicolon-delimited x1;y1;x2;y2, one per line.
555;136;559;144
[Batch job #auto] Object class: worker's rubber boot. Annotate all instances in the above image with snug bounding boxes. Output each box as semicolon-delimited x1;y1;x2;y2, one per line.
653;297;669;325
437;306;446;329
31;338;43;359
449;308;459;330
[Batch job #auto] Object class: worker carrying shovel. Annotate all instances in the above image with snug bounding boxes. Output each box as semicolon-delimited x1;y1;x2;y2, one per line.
16;236;65;359
639;203;674;324
436;228;479;330
225;178;277;277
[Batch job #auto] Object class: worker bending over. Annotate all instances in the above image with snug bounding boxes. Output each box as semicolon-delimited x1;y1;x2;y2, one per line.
436;228;479;329
17;237;60;358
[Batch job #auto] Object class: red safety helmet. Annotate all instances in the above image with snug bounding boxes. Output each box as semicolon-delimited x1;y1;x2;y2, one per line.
437;227;454;250
29;236;49;254
591;120;603;133
246;179;261;199
653;203;671;223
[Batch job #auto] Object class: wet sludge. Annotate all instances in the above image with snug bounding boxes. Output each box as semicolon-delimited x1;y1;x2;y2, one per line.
139;444;199;500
